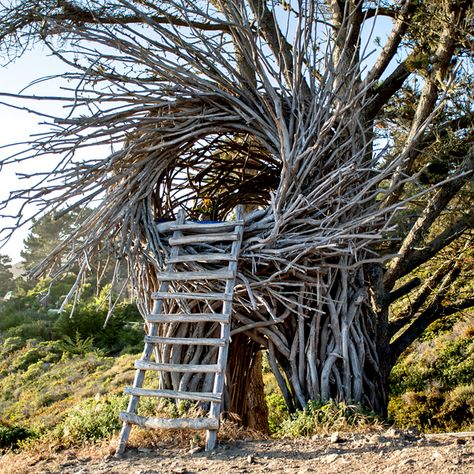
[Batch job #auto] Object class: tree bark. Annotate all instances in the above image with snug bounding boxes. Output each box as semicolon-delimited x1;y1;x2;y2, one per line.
226;333;269;433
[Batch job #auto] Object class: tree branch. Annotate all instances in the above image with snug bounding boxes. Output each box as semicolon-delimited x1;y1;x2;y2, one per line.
387;276;421;305
389;262;462;363
247;0;310;96
384;151;474;289
440;297;474;318
383;0;472;208
0;0;230;46
364;0;417;87
363;7;398;20
365;59;411;119
388;262;454;338
392;212;473;284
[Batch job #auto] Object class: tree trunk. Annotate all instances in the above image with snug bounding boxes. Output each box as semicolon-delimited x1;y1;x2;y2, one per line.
226;333;269;433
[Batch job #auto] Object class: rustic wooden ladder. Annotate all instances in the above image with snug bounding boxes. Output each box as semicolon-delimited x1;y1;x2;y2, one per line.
116;206;244;454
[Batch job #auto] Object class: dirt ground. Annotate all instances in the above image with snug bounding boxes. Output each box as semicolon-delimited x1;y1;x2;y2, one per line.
1;429;473;474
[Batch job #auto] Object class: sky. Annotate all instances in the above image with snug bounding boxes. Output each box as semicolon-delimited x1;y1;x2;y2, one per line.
0;9;395;264
0;48;67;262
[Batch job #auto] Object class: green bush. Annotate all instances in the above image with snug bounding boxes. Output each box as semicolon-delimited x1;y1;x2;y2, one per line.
389;383;474;432
389;318;474;432
277;399;382;437
54;303;143;355
0;421;37;449
266;392;288;433
55;395;127;446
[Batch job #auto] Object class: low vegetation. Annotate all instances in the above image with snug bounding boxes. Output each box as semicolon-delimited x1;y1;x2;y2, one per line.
388;318;474;432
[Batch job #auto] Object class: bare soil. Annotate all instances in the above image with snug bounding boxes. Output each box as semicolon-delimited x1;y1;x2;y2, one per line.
1;430;473;474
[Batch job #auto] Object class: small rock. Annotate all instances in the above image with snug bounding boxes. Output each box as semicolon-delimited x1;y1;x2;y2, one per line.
330;432;340;444
385;427;401;438
368;434;384;444
172;468;187;474
432;451;445;462
399;458;415;466
138;448;152;453
187;446;202;455
247;455;255;464
324;453;339;464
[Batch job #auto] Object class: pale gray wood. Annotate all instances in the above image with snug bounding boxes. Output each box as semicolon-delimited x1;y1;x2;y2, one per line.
156;270;233;281
124;386;222;402
134;360;221;373
146;313;228;323
120;412;219;430
152;291;232;301
144;335;226;346
206;205;244;451
167;253;235;263
167;220;244;232
169;232;238;246
116;210;186;456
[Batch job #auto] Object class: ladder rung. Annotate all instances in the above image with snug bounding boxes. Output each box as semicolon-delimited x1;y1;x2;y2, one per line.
146;313;229;323
145;335;226;346
151;291;232;301
156;270;233;281
167;253;235;264
135;360;221;373
169;233;238;246
168;221;244;233
120;412;219;430
124;387;222;403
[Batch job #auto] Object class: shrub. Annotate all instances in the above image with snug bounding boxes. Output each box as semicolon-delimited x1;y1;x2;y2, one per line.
55;395;127;446
54;303;143;355
277;399;382;437
266;392;288;433
0;421;37;449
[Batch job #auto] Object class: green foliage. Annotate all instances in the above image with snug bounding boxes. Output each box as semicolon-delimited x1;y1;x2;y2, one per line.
277;400;382;437
0;421;37;449
262;363;290;433
266;392;288;433
57;332;103;357
54;302;143;355
54;395;127;446
390;320;474;395
20;209;92;272
0;254;14;297
0;282;143;355
0;295;50;334
389;318;474;431
388;384;474;432
0;337;135;432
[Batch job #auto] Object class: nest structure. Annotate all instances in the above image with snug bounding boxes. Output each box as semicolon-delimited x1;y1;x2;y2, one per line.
0;1;410;410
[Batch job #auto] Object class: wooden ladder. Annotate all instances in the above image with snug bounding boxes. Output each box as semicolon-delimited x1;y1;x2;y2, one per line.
116;207;244;454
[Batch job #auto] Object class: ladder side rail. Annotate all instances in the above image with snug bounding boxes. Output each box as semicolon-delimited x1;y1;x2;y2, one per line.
116;210;185;455
206;205;244;450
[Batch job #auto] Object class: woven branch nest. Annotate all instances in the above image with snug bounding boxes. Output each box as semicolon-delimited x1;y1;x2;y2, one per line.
29;84;398;320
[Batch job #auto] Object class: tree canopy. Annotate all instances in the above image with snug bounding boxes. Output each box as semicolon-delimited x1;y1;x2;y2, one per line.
0;254;14;296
